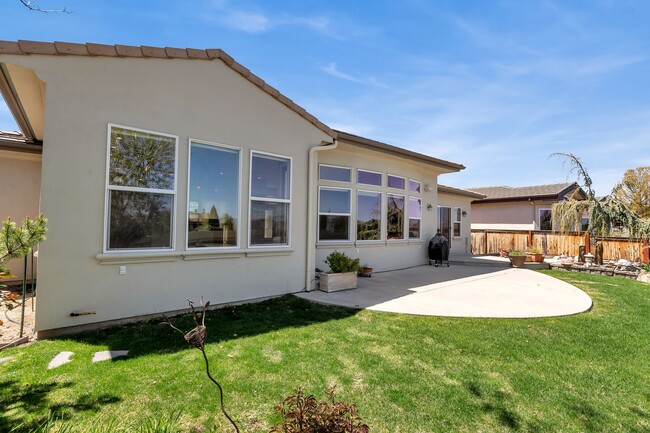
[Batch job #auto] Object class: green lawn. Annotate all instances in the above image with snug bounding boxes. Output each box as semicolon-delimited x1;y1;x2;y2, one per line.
2;271;649;432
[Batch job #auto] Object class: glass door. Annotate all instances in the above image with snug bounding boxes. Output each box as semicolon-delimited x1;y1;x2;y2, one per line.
438;206;452;249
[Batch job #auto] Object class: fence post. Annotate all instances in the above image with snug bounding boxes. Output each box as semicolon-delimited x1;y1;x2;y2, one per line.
528;230;533;249
483;231;488;255
584;232;590;254
643;238;649;264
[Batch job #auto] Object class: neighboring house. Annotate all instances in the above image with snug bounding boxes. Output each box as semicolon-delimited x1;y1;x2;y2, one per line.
469;183;587;231
437;184;485;255
0;40;466;336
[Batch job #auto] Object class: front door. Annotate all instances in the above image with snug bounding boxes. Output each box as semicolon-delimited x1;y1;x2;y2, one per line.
438;206;452;250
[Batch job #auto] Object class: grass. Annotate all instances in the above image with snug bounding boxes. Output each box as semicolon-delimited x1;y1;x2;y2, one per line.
1;271;649;432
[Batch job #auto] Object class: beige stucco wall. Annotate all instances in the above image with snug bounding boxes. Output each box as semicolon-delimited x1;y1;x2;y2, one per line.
437;192;474;255
0;150;41;282
0;54;331;332
471;200;557;231
313;141;446;274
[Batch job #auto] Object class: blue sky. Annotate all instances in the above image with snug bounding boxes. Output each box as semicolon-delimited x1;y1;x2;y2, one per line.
2;0;649;195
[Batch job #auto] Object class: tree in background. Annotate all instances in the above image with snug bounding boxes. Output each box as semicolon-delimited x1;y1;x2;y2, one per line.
611;166;650;219
0;215;47;274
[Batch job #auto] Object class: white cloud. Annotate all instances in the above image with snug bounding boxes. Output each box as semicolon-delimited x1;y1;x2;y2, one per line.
224;10;271;33
321;63;388;88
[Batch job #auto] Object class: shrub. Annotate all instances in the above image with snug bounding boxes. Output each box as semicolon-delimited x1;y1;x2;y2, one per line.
324;251;361;274
528;248;541;254
508;249;526;256
271;386;369;433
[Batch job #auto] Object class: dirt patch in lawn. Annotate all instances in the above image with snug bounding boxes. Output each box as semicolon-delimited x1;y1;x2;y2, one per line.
0;290;36;346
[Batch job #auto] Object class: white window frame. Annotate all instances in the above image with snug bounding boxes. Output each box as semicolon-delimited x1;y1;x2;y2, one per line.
453;206;462;238
409;179;421;194
319;164;351;183
357;169;383;187
186;139;242;250
248;150;293;248
409;197;422;240
356;189;383;242
318;186;352;242
103;123;178;253
386;193;406;241
387;174;406;190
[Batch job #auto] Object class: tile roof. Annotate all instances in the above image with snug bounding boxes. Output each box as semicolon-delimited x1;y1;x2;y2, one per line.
468;182;582;201
437;184;486;199
0;40;335;138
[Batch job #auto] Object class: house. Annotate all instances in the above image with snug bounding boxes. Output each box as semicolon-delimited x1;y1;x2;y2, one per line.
0;40;465;337
469;183;587;231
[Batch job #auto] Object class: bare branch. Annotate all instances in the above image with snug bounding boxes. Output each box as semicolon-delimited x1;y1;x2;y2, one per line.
20;0;70;13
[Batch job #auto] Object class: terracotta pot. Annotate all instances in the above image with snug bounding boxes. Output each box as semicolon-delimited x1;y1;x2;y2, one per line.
508;255;526;268
525;252;544;262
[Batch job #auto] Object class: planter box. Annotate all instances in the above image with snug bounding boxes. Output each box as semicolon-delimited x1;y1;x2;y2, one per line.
319;272;357;292
525;252;545;262
508;255;526;268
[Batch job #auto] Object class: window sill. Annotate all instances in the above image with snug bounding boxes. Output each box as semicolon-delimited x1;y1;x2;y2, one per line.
316;242;355;249
182;250;245;261
386;240;409;246
355;241;384;248
408;239;423;245
245;248;295;257
96;251;181;265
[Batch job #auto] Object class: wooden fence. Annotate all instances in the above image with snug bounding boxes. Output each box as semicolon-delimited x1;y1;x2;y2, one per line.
471;229;650;263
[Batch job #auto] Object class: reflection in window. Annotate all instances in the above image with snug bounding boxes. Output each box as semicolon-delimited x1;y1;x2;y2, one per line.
409;197;421;239
188;142;240;248
318;188;350;241
539;209;552;231
106;125;176;250
387;194;404;239
358;170;382;186
453;207;461;237
357;191;381;241
409;179;421;193
319;165;351;182
388;175;405;190
250;153;291;246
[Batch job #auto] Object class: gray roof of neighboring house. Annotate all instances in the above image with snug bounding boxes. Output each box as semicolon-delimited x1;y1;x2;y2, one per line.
0;129;41;153
468;182;586;203
437;184;486;199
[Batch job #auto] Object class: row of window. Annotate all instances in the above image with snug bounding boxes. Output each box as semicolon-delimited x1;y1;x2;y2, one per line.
104;124;291;252
319;164;422;193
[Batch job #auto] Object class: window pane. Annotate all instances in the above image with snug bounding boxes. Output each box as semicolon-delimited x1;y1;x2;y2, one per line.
319;215;350;241
319;189;350;214
188;143;239;248
108;190;173;250
540;209;552;231
387;194;404;239
251;154;290;199
357;191;381;241
409;197;422;219
388;175;405;189
409;219;421;239
453;222;461;237
409;180;421;193
109;126;176;190
319;165;351;182
250;201;289;245
455;208;462;222
358;170;382;186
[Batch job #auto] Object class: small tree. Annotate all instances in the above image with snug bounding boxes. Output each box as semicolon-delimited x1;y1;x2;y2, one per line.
0;215;47;274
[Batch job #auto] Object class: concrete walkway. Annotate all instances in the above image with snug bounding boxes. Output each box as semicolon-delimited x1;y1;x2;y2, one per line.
296;264;592;318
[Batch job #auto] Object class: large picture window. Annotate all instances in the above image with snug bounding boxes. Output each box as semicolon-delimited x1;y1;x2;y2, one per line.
318;187;351;241
250;152;291;246
409;197;422;239
387;194;405;240
105;125;177;251
357;191;381;241
187;141;240;248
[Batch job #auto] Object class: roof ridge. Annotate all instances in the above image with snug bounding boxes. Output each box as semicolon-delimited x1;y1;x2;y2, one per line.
0;40;335;138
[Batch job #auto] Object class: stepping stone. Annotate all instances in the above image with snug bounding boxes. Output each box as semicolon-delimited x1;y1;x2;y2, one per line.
92;350;129;363
0;356;13;364
48;351;74;369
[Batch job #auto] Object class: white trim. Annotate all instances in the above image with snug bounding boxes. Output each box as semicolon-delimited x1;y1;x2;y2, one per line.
318;163;351;183
357;168;383;187
386;192;406;241
248;150;293;248
387;173;406;190
318;186;352;242
186;139;242;251
409;178;421;194
356;189;383;242
103;123;178;253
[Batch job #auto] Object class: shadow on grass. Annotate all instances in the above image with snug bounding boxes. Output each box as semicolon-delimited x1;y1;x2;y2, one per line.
55;295;359;360
0;379;122;432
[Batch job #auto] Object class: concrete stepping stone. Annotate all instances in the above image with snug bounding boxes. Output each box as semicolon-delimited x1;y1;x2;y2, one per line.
0;356;13;364
48;351;74;369
92;350;128;363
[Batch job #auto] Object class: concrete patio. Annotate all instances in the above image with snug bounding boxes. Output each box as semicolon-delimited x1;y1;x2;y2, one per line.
296;260;592;318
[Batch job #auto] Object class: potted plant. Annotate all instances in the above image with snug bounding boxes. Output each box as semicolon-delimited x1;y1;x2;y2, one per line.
525;247;545;263
320;251;361;292
359;264;373;278
508;249;527;268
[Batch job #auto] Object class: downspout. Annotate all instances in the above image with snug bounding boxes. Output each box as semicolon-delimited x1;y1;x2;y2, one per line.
305;139;338;291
